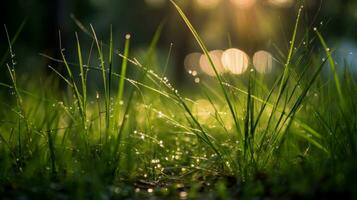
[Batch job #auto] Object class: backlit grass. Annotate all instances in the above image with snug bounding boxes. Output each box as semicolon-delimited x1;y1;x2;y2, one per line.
0;2;356;199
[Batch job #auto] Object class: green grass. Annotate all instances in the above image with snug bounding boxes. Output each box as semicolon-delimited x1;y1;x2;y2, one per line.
0;2;357;199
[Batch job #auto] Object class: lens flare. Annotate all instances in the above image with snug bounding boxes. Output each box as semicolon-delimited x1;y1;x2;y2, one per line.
253;50;273;74
184;52;202;73
196;0;221;9
199;50;225;76
221;48;249;75
230;0;256;8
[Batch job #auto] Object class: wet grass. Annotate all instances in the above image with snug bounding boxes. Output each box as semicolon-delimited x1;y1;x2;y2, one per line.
0;2;357;199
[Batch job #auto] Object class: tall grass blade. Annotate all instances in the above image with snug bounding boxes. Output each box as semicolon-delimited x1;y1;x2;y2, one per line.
108;25;114;103
59;31;84;120
117;34;131;109
170;0;242;138
90;25;109;128
1;19;27;68
75;32;87;125
315;29;345;108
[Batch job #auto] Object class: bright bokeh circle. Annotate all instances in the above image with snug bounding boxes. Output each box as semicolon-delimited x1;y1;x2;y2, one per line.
184;52;202;72
221;48;249;75
199;50;225;76
253;50;273;74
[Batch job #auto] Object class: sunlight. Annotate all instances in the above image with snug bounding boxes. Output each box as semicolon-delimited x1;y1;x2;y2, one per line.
196;0;221;9
253;50;273;74
192;99;215;122
230;0;256;8
268;0;294;8
199;50;225;76
221;48;249;75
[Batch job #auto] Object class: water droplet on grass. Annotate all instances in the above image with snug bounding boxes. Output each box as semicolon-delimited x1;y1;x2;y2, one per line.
125;34;131;40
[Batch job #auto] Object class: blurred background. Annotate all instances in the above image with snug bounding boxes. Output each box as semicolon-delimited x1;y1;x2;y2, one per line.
1;0;356;86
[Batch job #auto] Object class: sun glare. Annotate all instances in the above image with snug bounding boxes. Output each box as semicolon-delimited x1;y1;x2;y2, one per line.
221;48;249;75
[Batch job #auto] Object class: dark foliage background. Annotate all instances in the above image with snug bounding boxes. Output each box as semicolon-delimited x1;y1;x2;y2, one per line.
1;0;356;84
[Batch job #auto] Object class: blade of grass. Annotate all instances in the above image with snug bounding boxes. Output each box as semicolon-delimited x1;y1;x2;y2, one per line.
75;32;87;125
170;0;242;138
1;19;27;68
113;34;131;131
59;31;84;120
108;25;114;104
315;29;344;108
117;34;131;109
273;54;329;154
90;25;109;128
276;5;304;116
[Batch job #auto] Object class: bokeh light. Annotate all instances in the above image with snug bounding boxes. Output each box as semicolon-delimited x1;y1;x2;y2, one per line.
221;48;249;75
253;50;273;74
192;99;215;122
230;0;256;8
196;0;221;9
184;52;202;73
199;50;225;76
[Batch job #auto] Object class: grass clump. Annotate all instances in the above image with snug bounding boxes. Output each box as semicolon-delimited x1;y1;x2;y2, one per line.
0;2;357;199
